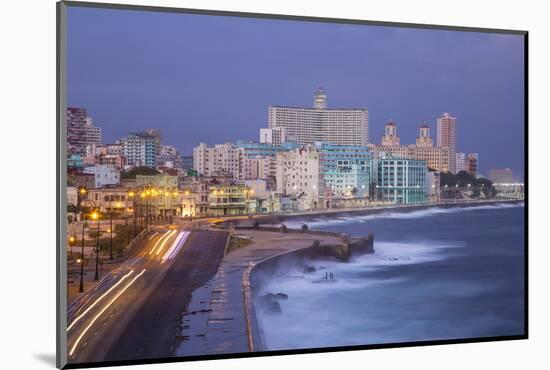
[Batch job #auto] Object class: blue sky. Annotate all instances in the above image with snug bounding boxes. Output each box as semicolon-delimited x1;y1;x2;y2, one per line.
67;6;525;178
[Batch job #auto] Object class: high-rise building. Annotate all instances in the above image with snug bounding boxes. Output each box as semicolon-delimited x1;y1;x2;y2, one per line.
437;112;457;173
66;107;102;157
84;117;102;146
456;152;467;173
266;88;369;146
466;153;478;176
121;132;158;168
67;107;88;156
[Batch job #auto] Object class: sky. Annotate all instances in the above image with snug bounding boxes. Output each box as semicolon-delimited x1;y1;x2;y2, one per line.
67;6;525;179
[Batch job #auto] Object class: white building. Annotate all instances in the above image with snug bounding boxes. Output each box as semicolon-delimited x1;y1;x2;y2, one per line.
193;142;241;178
266;88;369;146
276;146;324;209
83;164;121;188
260;127;286;145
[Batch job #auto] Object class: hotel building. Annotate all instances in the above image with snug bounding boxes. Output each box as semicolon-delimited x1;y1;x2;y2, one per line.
266;88;369;146
370;122;450;173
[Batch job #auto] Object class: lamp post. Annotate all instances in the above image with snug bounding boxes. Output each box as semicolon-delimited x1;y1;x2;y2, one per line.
91;211;100;281
109;208;114;261
68;235;75;259
126;207;131;245
79;213;86;293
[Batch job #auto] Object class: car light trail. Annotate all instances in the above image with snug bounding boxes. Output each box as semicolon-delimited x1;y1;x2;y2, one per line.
155;230;177;256
149;231;173;255
148;231;159;240
67;269;135;332
161;231;191;262
69;269;147;357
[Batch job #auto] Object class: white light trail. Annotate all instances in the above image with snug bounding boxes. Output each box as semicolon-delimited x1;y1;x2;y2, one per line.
67;269;135;332
69;269;147;357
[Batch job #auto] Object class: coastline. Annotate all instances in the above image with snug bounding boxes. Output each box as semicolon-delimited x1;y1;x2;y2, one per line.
179;199;524;355
245;199;524;351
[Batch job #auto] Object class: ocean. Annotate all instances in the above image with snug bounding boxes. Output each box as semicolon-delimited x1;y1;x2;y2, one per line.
254;203;525;350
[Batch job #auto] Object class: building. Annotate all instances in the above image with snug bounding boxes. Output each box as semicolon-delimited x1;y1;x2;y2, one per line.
437;112;457;173
276;146;324;209
83;164;121;188
466;153;479;176
86;188;133;212
456;152;479;176
66;107;102;157
260;127;287;145
381;121;400;146
181;155;193;170
121;132;158;168
416;124;434;147
207;184;252;216
193;142;241;178
315;142;371;198
373;154;427;204
266;88;369;146
135;174;178;189
158;144;182;169
370;123;450;173
456;152;467;173
84;117;102;146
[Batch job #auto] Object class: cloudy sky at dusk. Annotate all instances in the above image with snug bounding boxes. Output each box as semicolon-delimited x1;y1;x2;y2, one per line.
67;6;525;178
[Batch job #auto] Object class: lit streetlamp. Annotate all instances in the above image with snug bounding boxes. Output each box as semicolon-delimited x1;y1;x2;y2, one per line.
91;211;100;281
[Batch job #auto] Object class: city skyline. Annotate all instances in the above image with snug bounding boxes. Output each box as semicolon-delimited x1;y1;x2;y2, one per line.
67;7;525;179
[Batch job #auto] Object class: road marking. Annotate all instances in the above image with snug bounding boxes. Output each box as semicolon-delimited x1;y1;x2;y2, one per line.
67;269;135;332
69;269;147;357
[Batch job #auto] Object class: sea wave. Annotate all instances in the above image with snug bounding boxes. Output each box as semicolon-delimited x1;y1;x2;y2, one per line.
282;202;523;228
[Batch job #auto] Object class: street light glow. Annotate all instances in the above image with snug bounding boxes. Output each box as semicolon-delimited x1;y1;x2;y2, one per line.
91;212;98;220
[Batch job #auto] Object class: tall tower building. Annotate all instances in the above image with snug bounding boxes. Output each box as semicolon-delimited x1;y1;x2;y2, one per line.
437;112;457;173
381;121;400;146
313;87;327;109
416;124;433;147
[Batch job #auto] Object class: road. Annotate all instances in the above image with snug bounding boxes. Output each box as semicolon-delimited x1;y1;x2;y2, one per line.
66;226;228;365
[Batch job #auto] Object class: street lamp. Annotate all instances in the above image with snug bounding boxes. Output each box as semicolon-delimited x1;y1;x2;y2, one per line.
79;212;87;293
91;211;100;281
68;235;76;259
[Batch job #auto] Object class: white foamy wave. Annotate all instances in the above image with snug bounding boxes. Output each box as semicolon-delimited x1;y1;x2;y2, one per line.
282;202;523;228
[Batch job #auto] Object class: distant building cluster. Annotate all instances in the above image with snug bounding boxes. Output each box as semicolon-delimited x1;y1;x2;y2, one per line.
67;87;520;219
